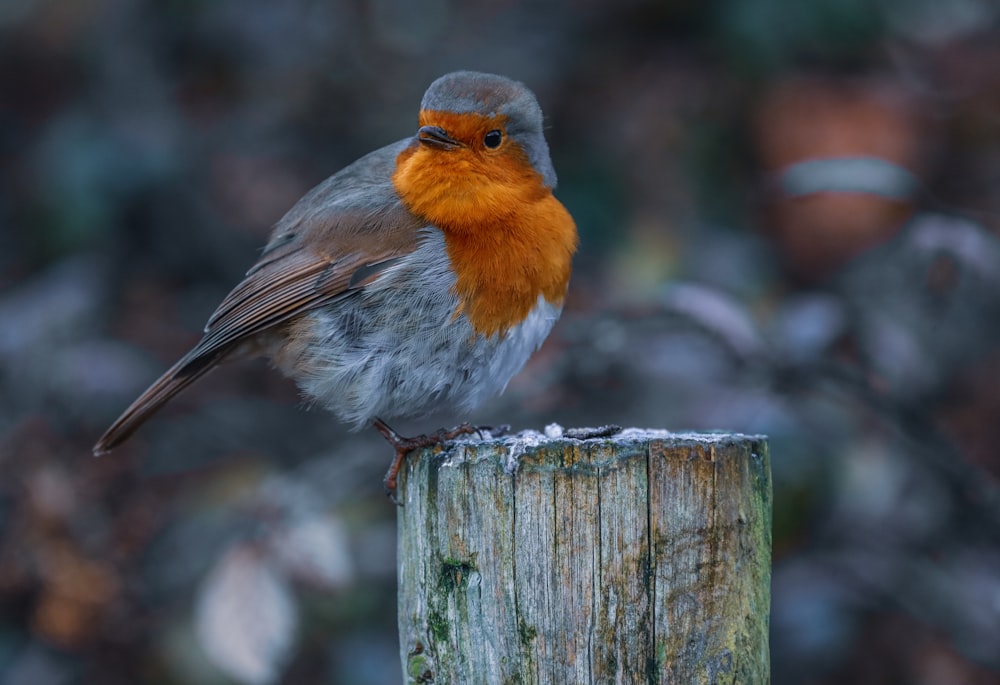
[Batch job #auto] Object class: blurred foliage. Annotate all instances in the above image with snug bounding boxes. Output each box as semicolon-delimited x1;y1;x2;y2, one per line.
3;0;1000;684
717;0;886;71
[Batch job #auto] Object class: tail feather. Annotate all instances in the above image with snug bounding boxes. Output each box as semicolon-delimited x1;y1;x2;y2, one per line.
93;351;222;455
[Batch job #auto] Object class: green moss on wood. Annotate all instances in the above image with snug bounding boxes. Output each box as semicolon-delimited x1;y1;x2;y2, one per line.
427;609;449;643
406;652;434;683
438;555;478;593
518;618;537;645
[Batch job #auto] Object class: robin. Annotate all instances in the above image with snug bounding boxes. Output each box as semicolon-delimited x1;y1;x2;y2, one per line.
93;71;577;493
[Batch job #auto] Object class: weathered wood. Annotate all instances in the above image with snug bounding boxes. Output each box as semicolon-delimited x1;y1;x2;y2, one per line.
396;428;771;684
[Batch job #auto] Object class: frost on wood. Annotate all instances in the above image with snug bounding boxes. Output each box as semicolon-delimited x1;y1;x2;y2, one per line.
396;427;771;685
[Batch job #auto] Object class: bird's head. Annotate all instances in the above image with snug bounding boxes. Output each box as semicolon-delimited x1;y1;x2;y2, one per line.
393;71;559;233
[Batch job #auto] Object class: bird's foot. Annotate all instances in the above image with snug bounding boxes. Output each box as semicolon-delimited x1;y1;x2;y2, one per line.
374;419;497;502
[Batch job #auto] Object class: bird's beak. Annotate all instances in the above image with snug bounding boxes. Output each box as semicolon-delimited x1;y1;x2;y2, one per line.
418;126;461;150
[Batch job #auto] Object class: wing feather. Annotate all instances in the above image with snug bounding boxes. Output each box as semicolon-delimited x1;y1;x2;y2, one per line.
94;139;426;454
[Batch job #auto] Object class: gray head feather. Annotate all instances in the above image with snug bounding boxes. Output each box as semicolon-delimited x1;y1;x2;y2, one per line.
421;71;558;189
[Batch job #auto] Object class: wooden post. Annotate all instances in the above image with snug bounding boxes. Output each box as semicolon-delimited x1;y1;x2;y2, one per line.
396;428;771;685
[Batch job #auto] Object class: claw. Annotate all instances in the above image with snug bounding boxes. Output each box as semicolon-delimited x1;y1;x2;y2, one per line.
373;419;482;503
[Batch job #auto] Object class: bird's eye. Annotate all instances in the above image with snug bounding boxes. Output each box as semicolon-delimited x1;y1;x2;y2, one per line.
483;130;503;149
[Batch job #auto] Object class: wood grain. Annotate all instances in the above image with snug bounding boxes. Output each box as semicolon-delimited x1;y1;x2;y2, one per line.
396;428;771;684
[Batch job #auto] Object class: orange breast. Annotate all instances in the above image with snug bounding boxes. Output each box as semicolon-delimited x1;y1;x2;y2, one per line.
392;124;577;337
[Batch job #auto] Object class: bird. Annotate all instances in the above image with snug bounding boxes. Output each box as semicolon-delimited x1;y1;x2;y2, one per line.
93;71;578;493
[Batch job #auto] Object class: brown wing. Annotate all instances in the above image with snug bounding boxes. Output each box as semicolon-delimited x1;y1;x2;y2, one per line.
92;245;412;455
93;149;426;455
197;139;423;364
191;247;382;371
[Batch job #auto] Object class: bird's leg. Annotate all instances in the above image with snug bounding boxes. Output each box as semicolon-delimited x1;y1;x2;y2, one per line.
373;418;496;500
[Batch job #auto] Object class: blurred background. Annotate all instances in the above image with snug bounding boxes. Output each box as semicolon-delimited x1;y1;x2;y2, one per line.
3;0;1000;683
